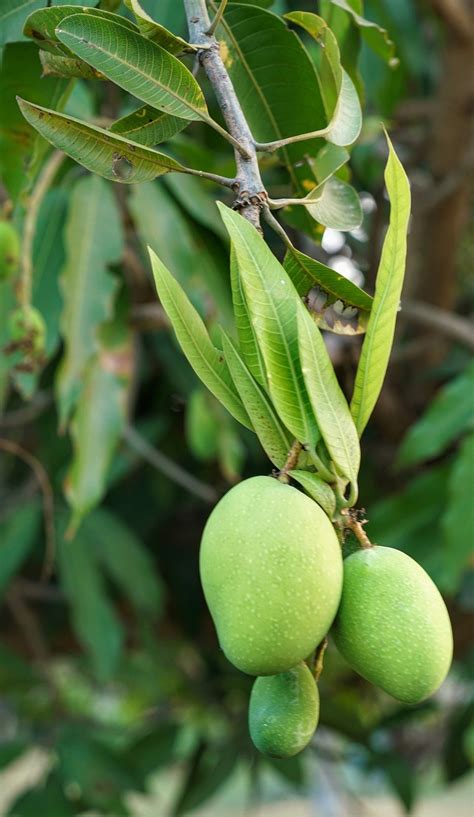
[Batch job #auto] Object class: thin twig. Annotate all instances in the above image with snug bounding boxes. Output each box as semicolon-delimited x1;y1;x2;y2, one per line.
184;0;266;229
206;0;228;35
342;509;373;549
18;150;64;306
123;424;218;504
0;439;56;580
262;206;294;250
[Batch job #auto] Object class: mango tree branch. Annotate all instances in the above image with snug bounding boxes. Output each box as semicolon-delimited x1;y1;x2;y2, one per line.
183;0;266;229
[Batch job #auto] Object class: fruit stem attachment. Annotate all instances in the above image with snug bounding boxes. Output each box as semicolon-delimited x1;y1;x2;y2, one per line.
313;637;328;682
342;509;374;549
277;440;303;483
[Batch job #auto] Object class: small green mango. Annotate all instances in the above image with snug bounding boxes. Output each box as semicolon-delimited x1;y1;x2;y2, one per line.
332;546;453;704
249;662;319;757
8;306;46;354
0;220;20;281
200;476;342;675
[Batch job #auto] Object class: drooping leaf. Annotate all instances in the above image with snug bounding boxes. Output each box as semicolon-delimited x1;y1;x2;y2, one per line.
64;319;133;531
56;175;123;428
302;175;362;231
350;135;410;436
1;0;44;47
17;99;187;184
327;0;397;66
149;247;252;430
397;363;474;468
218;204;319;447
441;433;474;593
123;0;195;53
285;11;362;146
56;15;209;121
297;304;360;488
289;470;336;518
230;245;267;388
0;503;41;597
110;105;187;147
57;528;124;681
0;43;69;200
23;5;138;57
82;508;163;614
39;50;105;80
221;330;292;469
313;143;349;184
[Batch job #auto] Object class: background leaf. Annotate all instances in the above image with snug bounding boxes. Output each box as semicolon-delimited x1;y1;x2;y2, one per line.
350;135;411;436
56;175;123;428
1;0;44;47
0;503;41;597
110;104;187;147
123;0;194;53
327;0;397;65
441;433;474;593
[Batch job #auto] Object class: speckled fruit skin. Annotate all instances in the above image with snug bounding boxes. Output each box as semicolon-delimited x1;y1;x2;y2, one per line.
249;662;319;757
332;546;453;704
200;476;343;675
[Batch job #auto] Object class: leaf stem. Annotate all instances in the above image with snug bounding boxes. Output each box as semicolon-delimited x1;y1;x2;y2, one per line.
186;166;237;189
268;196;315;209
342;509;374;549
277;440;303;483
255;126;330;154
262;206;294;250
206;0;228;36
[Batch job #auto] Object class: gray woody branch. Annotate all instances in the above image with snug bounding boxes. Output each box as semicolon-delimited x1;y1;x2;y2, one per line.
183;0;266;230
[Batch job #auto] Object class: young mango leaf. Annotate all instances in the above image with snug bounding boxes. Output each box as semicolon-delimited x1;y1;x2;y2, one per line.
57;528;124;681
313;143;349;184
230;246;267;389
441;433;474;594
327;0;398;66
17;99;187;183
297;304;360;489
396;362;474;468
110;105;187;147
39;50;105;80
82;508;163;614
350;136;411;436
1;0;44;47
285;11;362;147
218;204;319;447
64;320;133;533
149;248;252;430
23;4;138;57
123;0;195;53
302;176;362;231
56;175;123;429
221;330;292;469
288;470;336;518
56;15;209;122
0;502;41;597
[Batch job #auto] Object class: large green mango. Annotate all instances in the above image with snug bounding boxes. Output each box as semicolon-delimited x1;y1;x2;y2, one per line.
249;662;319;757
200;476;342;675
332;546;453;704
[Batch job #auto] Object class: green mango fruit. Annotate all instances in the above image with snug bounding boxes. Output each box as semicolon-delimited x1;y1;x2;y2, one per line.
0;220;20;281
249;662;319;757
8;306;46;354
332;546;453;704
200;476;343;675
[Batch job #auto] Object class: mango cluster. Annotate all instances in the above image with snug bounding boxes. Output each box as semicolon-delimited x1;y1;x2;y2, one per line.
200;476;453;758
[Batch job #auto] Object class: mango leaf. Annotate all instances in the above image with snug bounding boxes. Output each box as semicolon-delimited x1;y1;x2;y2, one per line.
0;43;69;201
396;362;474;468
0;503;41;597
319;0;362;97
313;143;349;184
350;136;410;436
110;105;187;147
441;433;474;593
57;530;124;681
302;175;362;230
214;2;327;238
297;304;360;488
289;470;336;518
56;15;209;122
64;318;133;532
82;508;163;614
1;0;43;47
123;0;195;53
164;175;228;242
56;175;123;428
218;204;319;447
39;50;105;80
23;5;138;57
149;248;252;430
221;330;292;469
285;11;361;147
230;246;267;388
17;99;187;183
327;0;397;66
